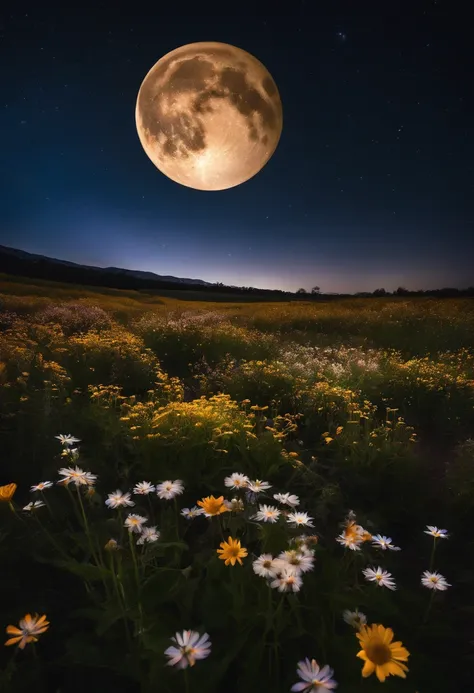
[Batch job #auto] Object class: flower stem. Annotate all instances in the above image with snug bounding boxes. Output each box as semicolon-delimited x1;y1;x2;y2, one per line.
272;596;284;683
423;589;436;624
8;503;27;525
109;552;132;646
76;486;100;565
184;667;190;693
147;495;155;524
41;491;54;519
429;538;437;572
174;498;179;539
217;515;226;541
128;531;144;634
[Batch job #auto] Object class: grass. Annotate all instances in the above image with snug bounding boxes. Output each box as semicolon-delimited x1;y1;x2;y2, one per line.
0;274;473;692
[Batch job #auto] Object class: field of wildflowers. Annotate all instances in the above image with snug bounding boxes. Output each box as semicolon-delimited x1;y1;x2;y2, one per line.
1;279;473;692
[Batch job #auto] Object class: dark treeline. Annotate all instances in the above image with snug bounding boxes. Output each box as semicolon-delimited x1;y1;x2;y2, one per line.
1;250;473;299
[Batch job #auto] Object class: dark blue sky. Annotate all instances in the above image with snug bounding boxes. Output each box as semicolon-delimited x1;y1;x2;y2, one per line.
1;2;473;292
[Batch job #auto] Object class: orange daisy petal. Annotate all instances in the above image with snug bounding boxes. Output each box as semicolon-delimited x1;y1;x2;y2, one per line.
386;661;407;678
391;646;410;660
34;626;49;635
6;626;22;636
5;636;23;647
362;659;376;678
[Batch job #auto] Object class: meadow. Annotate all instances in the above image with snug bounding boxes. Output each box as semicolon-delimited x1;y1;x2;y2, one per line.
1;274;473;692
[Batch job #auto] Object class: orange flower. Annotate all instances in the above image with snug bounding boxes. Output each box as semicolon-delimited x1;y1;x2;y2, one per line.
217;536;248;566
0;483;17;502
5;614;50;649
197;495;229;517
356;624;410;682
345;521;372;542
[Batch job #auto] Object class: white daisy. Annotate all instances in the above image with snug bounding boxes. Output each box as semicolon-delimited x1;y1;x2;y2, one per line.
133;481;155;495
156;480;184;500
273;492;300;507
342;609;367;629
30;481;53;492
105;490;135;509
252;554;281;579
421;570;451;591
247;479;272;493
362;566;397;590
287;512;314;528
164;630;211;669
124;514;148;533
277;550;315;576
336;533;362;551
181;506;205;519
271;570;303;593
424;525;449;539
136;526;160;545
23;500;46;511
55;434;80;447
291;658;337;692
371;534;401;551
224;473;249;489
58;466;97;487
254;504;281;523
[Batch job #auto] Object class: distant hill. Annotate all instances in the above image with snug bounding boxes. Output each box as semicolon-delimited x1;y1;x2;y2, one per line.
0;245;299;298
0;245;213;287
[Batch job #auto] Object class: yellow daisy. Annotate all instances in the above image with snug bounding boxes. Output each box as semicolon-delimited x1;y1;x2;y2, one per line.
217;536;248;566
356;624;410;682
0;483;17;502
197;495;229;517
5;613;50;649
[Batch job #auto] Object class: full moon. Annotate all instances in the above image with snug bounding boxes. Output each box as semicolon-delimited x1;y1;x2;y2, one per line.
135;42;283;191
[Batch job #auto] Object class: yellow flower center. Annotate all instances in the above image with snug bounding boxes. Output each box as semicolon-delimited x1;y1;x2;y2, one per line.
366;640;391;665
228;545;240;558
286;552;300;565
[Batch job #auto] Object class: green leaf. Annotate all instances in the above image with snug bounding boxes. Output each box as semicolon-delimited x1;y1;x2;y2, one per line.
51;558;110;582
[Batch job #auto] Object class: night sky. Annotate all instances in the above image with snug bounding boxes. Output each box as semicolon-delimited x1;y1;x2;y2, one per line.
1;2;473;293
